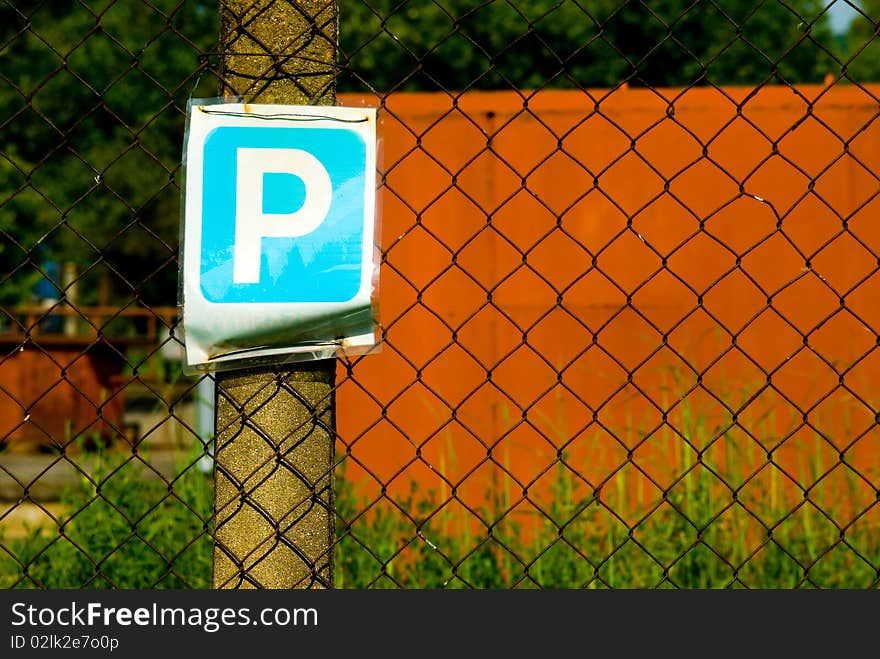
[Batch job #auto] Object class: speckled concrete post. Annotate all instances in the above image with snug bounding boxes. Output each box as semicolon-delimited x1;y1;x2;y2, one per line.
213;0;338;589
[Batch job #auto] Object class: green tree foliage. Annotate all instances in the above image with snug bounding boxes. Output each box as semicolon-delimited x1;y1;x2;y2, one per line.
845;1;880;81
339;0;837;92
0;0;216;308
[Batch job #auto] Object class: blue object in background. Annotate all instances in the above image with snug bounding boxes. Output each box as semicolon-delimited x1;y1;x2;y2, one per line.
33;260;62;333
33;260;60;300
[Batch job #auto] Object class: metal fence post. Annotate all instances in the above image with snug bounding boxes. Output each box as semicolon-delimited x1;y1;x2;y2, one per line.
212;0;338;589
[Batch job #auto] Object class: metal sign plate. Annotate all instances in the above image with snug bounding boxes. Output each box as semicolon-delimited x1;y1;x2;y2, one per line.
180;101;378;371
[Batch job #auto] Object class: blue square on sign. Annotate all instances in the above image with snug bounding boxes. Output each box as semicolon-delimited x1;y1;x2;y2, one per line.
200;126;367;304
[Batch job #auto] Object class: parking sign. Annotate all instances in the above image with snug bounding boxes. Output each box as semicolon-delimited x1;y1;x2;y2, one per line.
180;100;379;371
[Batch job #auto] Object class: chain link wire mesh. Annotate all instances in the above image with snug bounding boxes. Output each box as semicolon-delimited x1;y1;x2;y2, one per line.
2;0;880;589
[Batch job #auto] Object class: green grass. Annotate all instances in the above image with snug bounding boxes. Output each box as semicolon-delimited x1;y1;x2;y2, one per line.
2;406;879;589
336;382;880;588
0;446;213;589
333;448;880;589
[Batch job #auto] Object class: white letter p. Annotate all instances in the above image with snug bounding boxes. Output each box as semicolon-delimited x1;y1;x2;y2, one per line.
233;147;332;284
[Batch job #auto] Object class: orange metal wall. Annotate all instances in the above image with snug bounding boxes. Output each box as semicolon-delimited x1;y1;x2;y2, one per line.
335;85;880;515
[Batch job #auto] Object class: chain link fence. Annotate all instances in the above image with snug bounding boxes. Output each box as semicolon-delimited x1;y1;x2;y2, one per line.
2;0;880;589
